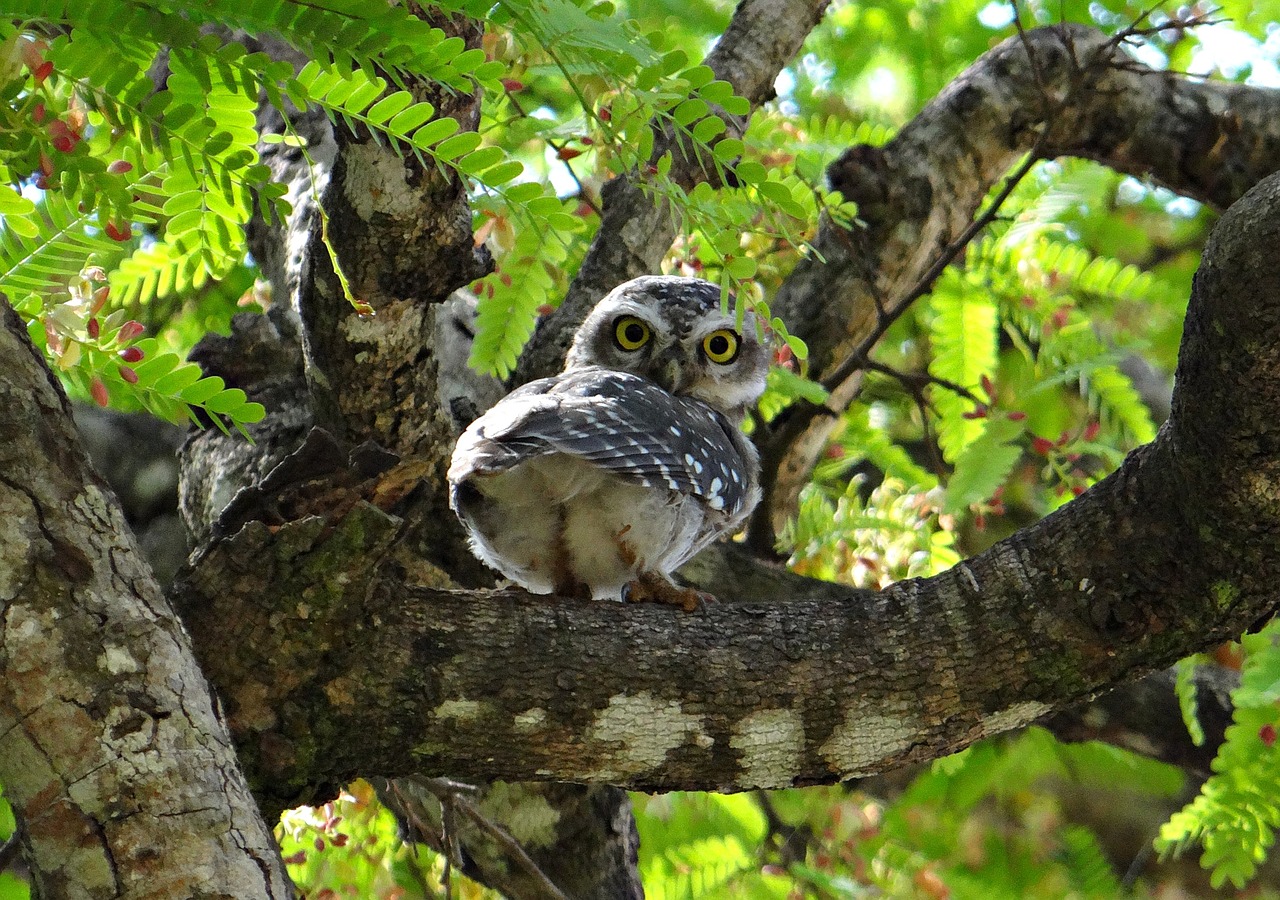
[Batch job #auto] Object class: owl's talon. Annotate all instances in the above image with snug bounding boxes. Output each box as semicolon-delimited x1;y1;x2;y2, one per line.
622;574;713;612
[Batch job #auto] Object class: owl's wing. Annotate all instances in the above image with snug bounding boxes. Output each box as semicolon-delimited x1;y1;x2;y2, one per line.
450;367;756;517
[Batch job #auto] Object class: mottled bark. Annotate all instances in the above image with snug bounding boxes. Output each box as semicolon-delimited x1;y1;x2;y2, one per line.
0;305;291;897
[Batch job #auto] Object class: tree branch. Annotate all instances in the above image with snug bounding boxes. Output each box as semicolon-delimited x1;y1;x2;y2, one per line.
174;167;1280;806
761;21;1280;534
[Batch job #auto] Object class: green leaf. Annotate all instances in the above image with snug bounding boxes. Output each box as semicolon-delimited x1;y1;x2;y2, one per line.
1174;655;1207;747
387;102;438;135
943;416;1024;514
366;91;414;124
929;284;998;460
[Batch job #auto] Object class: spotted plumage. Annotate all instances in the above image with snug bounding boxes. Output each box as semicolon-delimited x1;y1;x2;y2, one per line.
448;275;769;605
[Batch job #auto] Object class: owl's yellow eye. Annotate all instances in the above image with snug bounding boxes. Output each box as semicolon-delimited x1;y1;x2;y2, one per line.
613;315;651;351
701;329;740;364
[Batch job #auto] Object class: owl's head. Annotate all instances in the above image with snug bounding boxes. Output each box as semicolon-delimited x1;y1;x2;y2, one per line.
564;276;770;418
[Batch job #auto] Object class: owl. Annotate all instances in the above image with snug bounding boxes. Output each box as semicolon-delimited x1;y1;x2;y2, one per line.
447;275;769;610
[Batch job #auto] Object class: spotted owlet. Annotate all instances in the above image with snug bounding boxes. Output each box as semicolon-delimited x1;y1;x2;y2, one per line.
447;275;768;609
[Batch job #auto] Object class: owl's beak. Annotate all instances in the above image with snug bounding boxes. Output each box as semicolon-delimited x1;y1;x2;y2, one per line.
652;349;687;394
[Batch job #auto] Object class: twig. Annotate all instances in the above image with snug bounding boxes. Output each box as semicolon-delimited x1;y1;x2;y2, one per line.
754;791;814;866
858;357;982;405
451;794;570;900
1122;837;1155;890
1011;0;1049;101
501;77;602;216
819;132;1048;396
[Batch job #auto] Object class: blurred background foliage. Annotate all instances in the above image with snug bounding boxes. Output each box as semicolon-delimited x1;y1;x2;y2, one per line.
6;0;1280;894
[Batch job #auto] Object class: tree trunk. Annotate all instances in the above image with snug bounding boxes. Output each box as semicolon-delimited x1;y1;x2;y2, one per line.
0;304;291;897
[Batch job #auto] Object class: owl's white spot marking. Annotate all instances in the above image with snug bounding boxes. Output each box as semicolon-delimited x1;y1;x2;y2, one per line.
684;454;696;466
819;706;916;778
982;701;1051;735
669;426;682;437
730;470;741;484
708;496;725;511
731;708;805;788
583;692;708;781
694;460;703;474
709;477;723;495
514;707;547;731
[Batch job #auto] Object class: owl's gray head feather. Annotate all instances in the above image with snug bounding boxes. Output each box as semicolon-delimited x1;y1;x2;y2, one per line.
563;275;769;420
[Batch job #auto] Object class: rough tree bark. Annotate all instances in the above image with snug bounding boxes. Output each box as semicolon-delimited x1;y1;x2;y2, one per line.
5;14;1280;899
0;304;291;897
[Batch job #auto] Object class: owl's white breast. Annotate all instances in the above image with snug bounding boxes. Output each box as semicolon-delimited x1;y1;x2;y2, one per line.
459;454;708;601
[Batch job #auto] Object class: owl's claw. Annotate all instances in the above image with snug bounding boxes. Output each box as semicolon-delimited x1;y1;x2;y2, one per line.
621;573;714;613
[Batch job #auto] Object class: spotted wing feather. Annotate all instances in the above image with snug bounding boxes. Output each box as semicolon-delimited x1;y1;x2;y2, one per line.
449;367;754;516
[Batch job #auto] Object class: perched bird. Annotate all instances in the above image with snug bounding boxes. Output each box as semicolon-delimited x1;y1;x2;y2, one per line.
448;275;768;610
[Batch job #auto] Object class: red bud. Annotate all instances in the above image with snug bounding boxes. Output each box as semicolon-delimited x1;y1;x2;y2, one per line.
90;285;110;314
1007;411;1027;421
1261;723;1276;747
104;220;133;242
106;160;134;175
556;147;583;161
1084;421;1101;442
500;78;524;92
118;365;138;384
119;346;144;363
90;377;109;407
87;317;99;339
1030;436;1054;455
117;320;145;342
20;38;47;71
33;61;53;84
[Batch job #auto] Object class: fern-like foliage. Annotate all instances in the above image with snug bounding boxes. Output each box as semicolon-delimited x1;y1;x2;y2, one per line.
1157;618;1280;888
927;276;999;460
4;0;816;393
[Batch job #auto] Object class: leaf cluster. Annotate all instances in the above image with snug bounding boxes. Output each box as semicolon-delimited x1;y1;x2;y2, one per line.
1158;619;1280;888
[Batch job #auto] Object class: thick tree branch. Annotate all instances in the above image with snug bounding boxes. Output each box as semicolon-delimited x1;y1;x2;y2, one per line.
761;22;1280;534
0;305;290;897
174;170;1280;806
